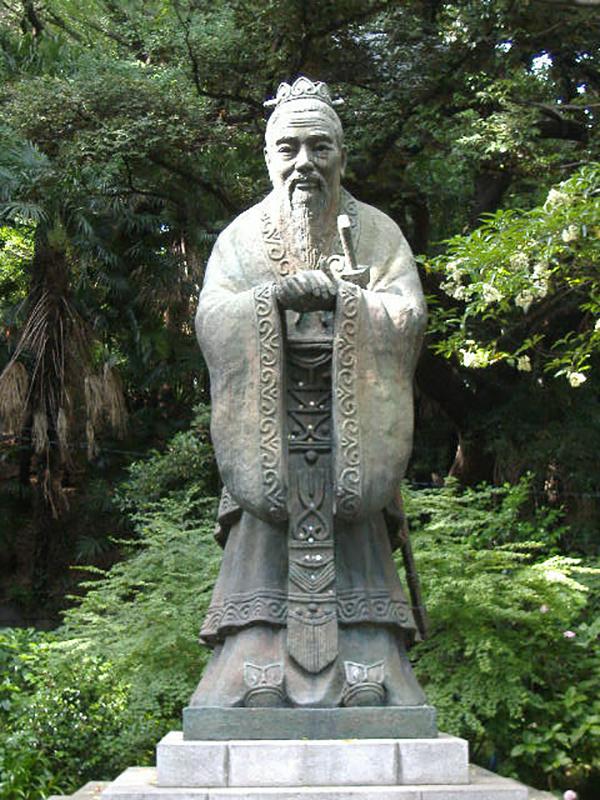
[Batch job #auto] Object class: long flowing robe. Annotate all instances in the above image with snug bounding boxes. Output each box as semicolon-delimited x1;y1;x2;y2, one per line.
194;190;427;707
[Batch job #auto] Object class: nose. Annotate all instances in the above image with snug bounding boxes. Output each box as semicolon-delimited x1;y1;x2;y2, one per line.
295;145;313;172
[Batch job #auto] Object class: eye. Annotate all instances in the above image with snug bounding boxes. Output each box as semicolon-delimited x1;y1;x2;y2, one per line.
277;144;295;156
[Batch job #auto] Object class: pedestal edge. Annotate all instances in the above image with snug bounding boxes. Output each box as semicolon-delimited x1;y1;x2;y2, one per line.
182;705;437;741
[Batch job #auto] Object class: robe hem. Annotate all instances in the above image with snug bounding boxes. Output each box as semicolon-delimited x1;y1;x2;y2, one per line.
200;588;417;645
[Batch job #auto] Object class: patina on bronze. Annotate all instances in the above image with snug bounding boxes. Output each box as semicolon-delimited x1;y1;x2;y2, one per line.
189;78;432;733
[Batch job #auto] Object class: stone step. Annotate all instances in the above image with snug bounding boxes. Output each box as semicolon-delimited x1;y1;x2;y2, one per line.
48;781;110;800
156;732;469;788
101;765;528;800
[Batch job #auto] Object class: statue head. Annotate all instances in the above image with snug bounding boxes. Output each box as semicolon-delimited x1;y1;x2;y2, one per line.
264;78;346;213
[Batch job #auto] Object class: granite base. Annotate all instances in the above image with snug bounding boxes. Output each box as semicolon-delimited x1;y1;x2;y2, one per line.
157;732;468;787
101;765;529;800
182;706;437;740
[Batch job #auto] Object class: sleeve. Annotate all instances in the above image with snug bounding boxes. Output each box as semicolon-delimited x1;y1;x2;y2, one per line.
332;211;427;519
195;232;288;522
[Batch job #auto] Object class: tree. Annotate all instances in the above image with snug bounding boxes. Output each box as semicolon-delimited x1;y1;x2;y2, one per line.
0;0;598;596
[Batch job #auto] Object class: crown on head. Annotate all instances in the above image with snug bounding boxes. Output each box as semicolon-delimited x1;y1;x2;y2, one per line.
264;76;344;110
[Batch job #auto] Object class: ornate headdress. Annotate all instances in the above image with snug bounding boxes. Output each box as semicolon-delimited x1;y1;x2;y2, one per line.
264;76;344;110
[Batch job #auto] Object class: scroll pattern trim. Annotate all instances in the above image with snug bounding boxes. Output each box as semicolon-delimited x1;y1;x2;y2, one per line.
334;281;362;517
200;588;415;643
254;284;287;519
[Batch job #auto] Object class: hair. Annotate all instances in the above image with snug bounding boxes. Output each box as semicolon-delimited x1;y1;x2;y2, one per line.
265;99;344;149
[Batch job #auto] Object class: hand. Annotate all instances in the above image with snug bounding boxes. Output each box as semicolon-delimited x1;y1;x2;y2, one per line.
275;270;337;311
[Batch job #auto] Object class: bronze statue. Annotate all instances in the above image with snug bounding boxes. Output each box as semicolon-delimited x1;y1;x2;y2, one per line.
192;77;427;711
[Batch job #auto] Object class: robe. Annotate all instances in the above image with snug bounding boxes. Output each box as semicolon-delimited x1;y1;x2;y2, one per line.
193;189;427;707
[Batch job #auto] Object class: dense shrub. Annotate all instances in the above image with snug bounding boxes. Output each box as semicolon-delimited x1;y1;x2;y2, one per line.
0;634;133;799
1;421;597;798
405;479;599;794
0;407;220;799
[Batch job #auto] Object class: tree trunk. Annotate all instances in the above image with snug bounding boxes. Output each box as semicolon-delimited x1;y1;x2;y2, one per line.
448;431;495;485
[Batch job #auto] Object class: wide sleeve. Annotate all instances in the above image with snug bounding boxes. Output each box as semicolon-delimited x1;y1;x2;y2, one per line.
195;231;288;522
332;211;426;519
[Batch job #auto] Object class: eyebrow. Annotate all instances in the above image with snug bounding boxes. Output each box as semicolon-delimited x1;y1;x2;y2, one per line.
274;132;335;145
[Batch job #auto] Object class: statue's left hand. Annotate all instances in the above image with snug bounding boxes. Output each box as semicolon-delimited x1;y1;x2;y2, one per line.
275;270;337;311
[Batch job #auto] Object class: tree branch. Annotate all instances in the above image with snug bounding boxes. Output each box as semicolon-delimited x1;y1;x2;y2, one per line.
148;154;239;214
310;1;393;39
21;0;43;37
171;1;262;110
44;10;84;43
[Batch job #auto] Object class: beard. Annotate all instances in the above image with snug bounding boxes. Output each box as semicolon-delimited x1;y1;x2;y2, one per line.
276;174;339;270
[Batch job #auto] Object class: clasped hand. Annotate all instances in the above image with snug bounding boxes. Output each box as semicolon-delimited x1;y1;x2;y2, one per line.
275;270;337;312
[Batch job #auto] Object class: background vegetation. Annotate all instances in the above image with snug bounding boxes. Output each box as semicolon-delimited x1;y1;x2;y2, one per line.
0;1;598;798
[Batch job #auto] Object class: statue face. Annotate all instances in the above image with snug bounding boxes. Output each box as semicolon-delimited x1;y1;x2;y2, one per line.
264;102;346;208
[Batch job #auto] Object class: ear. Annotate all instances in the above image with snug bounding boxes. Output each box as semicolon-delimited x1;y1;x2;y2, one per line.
264;145;274;183
340;147;347;177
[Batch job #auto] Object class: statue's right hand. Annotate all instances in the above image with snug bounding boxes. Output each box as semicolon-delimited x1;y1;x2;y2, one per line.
275;270;337;311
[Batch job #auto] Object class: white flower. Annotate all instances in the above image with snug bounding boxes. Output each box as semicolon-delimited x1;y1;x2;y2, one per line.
544;188;569;209
442;281;467;300
532;262;549;280
567;371;587;388
531;263;550;297
460;349;476;368
446;259;464;276
515;291;534;312
516;355;532;372
510;252;529;271
595;319;600;332
442;260;468;300
481;284;502;304
561;225;579;243
459;343;490;369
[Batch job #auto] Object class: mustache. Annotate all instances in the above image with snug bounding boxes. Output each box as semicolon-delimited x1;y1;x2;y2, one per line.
287;172;327;196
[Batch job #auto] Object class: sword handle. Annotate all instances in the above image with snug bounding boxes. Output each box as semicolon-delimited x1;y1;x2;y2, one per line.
337;214;357;270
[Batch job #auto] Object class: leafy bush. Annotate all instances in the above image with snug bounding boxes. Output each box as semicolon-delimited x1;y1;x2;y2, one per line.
115;405;216;514
405;479;599;793
429;163;600;384
60;405;220;722
0;637;134;799
0;406;220;798
61;490;220;725
2;415;597;798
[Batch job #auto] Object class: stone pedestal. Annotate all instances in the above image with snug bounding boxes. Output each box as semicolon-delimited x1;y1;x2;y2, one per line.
183;706;437;740
101;732;529;800
158;732;468;787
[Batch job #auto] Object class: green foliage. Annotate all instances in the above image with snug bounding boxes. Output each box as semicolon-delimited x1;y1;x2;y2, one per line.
0;407;220;797
1;0;599;524
2;422;599;796
116;405;216;513
0;627;51;722
1;647;133;799
429;164;600;384
61;405;220;724
0;225;31;312
405;479;599;791
61;491;219;723
0;1;599;796
0;628;133;799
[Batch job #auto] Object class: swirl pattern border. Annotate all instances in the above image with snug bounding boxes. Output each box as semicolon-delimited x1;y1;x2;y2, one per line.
254;284;287;519
334;281;362;517
200;588;415;643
